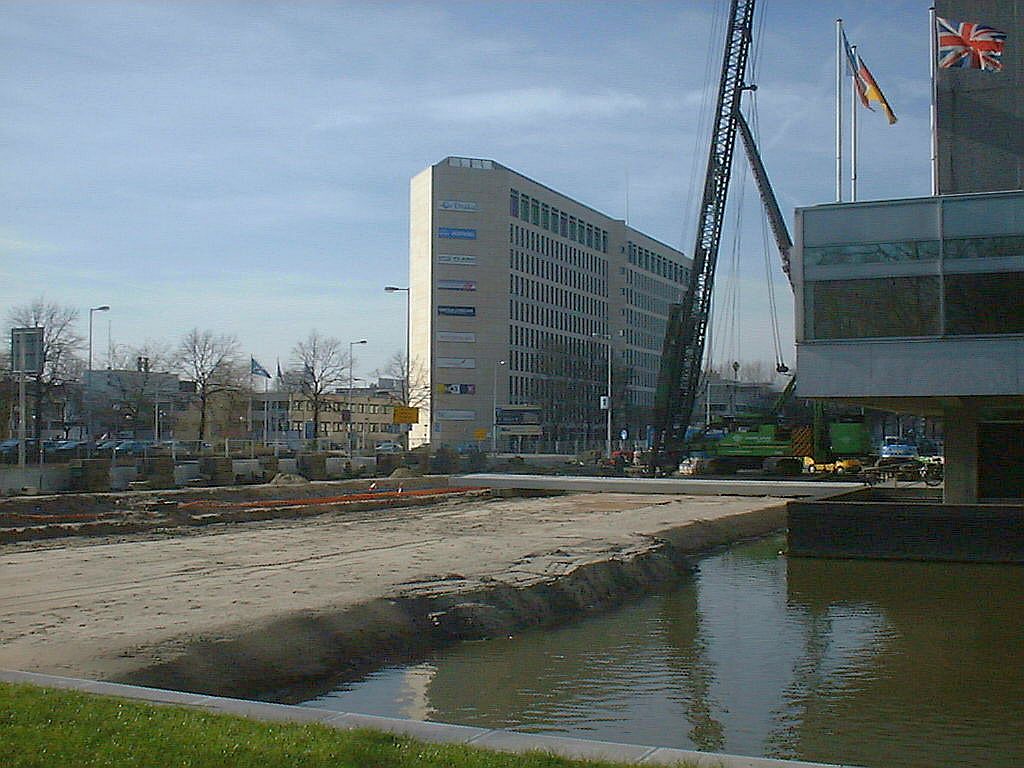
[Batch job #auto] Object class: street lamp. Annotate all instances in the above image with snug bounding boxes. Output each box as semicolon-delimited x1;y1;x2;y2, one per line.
349;339;367;451
384;286;411;448
593;333;612;458
88;305;110;373
492;360;506;453
383;286;410;400
87;305;110;443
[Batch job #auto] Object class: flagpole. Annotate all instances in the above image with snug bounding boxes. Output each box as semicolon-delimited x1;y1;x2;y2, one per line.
851;44;858;202
247;366;253;443
929;7;939;195
835;18;844;202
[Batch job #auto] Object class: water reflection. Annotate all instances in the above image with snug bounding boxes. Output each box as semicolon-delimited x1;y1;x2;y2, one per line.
303;538;1024;768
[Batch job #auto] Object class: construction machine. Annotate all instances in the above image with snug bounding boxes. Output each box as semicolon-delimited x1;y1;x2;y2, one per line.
649;0;873;476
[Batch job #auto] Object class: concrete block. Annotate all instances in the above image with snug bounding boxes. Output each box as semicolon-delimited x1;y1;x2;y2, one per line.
470;730;655;763
329;712;490;744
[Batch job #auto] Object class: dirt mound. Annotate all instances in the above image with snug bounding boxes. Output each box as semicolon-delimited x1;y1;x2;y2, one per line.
389;466;419;479
269;473;310;485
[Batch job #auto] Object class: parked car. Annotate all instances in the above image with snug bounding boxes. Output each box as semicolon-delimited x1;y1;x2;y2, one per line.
48;440;86;459
374;441;404;454
113;440;156;456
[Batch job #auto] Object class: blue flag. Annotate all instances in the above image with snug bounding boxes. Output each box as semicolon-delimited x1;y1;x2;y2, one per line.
251;357;271;378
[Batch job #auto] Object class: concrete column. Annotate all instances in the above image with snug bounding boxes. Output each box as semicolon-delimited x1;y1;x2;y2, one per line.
943;403;979;504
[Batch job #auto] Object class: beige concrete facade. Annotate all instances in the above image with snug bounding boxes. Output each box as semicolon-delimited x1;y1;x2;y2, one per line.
409;157;690;449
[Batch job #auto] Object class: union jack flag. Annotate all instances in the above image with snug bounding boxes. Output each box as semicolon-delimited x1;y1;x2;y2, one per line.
937;16;1007;71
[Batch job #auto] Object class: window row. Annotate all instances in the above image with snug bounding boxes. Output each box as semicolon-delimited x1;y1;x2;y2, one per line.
508;324;609;359
510;299;607;337
621;287;673;316
510;246;606;297
622;307;668;337
805;234;1024;268
622;267;685;300
805;271;1024;339
509;273;605;317
510;225;608;278
510;189;609;253
288;421;392;433
627;241;688;284
620;327;663;353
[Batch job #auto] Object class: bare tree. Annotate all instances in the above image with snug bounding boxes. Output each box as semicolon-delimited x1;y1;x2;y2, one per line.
289;330;349;440
5;297;85;438
373;350;428;408
175;329;241;441
92;340;175;438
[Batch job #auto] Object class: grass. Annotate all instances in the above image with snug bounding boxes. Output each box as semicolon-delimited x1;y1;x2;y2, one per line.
0;682;687;768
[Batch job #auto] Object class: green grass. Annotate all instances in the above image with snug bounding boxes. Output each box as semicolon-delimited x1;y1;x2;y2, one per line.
0;682;689;768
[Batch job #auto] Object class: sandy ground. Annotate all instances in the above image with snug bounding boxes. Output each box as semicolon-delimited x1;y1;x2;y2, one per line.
0;492;784;685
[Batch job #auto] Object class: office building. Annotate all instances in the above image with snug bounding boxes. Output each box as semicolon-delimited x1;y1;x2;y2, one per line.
793;0;1024;501
409;157;691;450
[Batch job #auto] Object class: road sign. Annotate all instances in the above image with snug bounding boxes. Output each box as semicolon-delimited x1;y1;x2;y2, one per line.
11;327;43;374
392;406;420;424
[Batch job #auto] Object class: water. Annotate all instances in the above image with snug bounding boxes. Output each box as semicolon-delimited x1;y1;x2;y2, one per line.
303;537;1024;768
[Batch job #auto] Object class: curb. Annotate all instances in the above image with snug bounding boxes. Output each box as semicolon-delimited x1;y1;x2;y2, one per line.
1;669;862;768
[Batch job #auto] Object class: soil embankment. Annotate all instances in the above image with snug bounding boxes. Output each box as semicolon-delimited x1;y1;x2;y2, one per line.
0;491;785;702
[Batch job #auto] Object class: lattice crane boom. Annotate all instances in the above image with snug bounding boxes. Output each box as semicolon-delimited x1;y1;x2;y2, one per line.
651;0;759;459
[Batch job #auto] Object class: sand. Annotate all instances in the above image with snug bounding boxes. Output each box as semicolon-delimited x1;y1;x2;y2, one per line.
0;492;785;696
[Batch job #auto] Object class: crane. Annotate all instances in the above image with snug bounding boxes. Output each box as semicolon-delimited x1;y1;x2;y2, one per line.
650;0;759;466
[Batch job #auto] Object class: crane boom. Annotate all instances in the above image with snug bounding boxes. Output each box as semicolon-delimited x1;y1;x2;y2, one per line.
735;110;793;280
651;0;758;459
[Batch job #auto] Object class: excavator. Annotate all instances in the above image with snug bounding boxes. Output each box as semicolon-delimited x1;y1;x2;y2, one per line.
648;0;869;475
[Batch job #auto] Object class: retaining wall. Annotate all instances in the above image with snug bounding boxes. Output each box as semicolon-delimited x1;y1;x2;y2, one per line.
788;488;1024;563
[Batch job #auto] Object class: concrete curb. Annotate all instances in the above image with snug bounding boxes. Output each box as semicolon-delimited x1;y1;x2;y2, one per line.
450;474;862;497
2;669;861;768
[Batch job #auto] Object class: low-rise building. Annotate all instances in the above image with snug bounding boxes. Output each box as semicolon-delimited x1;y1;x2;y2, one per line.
251;385;409;451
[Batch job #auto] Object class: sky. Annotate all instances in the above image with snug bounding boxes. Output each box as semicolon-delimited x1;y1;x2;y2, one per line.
1;1;935;382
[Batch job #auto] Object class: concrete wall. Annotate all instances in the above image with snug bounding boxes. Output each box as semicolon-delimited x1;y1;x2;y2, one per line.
788;489;1024;562
0;465;72;494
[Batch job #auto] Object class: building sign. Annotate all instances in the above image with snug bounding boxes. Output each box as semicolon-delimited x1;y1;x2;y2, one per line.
437;358;476;369
436;331;476;343
438;305;476;317
436;409;475;421
438;227;477;240
10;327;44;374
440;200;479;212
438;254;477;266
392;406;420;424
495;406;542;425
496;424;543;436
437;279;477;291
436;383;476;395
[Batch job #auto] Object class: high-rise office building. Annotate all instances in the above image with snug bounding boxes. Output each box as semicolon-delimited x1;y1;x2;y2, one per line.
409;156;691;450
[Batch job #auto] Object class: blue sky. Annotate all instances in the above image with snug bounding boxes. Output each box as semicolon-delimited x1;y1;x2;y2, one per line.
1;1;933;379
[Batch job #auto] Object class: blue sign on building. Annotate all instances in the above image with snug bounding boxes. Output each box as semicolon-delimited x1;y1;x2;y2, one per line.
438;227;477;240
438;306;476;317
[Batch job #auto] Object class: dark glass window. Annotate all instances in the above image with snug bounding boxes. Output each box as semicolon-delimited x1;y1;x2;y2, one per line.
945;271;1024;335
808;276;940;339
509;189;519;218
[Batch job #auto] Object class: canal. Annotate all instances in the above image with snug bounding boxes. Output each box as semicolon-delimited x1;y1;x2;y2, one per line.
302;536;1024;768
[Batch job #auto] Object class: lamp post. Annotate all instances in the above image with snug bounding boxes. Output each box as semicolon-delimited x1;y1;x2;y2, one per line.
492;360;506;453
383;287;410;400
593;333;612;458
348;339;367;451
87;305;110;443
384;286;411;448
